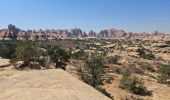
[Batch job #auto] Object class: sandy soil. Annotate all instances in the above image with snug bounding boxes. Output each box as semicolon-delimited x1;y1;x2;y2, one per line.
105;74;170;100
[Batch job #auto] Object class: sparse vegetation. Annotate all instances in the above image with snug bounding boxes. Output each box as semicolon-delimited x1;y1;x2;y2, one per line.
145;64;154;72
157;64;170;85
105;55;120;64
127;64;143;74
47;45;70;70
71;49;87;60
76;52;114;99
80;52;105;87
119;70;150;95
137;47;156;60
10;40;46;69
0;41;16;59
143;53;156;60
1;36;170;99
111;66;125;74
96;87;113;99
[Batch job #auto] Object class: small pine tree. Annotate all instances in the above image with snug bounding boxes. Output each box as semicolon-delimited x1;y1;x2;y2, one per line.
10;40;45;69
82;52;106;87
47;46;70;70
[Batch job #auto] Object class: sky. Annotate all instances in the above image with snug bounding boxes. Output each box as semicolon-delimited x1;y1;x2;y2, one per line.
0;0;170;33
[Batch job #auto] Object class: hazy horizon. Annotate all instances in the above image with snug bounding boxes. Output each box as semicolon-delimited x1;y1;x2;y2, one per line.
0;0;170;34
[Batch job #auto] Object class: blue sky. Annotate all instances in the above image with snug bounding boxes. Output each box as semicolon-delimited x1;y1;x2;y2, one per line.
0;0;170;33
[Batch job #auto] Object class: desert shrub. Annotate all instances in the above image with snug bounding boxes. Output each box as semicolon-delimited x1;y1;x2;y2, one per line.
137;47;145;57
157;64;170;84
127;64;143;74
111;66;125;74
80;53;106;87
96;87;113;99
71;49;87;60
137;47;156;60
0;42;16;59
36;57;48;68
143;54;156;60
145;64;154;72
121;96;143;100
106;55;120;64
119;70;149;95
47;45;70;70
10;40;47;69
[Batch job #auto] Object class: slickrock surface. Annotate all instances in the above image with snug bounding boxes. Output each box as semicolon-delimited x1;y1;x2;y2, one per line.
0;69;110;100
0;59;10;68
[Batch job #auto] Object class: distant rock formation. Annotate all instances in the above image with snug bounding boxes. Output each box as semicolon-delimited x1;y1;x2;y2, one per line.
99;28;126;38
0;24;169;40
47;32;57;40
151;31;165;40
17;31;26;40
70;28;83;38
29;31;46;41
89;30;96;37
0;24;20;40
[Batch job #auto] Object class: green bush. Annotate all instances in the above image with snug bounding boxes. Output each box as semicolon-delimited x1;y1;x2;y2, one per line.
80;53;105;87
145;64;154;72
143;54;156;60
106;55;120;64
157;64;170;84
120;70;149;95
10;40;47;69
0;42;16;59
47;45;70;70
